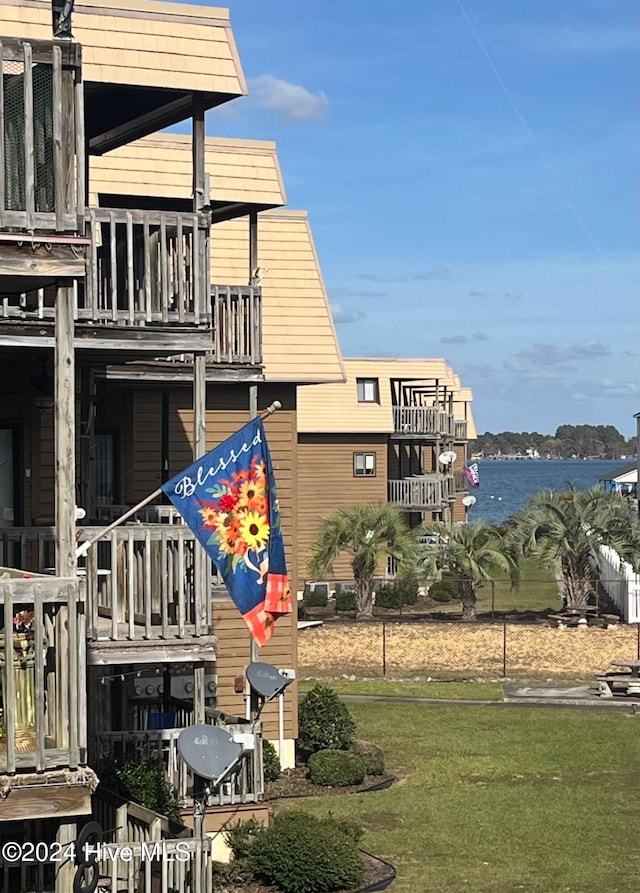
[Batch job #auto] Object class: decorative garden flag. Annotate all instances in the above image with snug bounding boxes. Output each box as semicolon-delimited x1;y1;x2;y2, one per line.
464;462;480;489
161;417;292;646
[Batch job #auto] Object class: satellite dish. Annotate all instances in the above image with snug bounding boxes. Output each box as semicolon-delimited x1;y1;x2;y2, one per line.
462;494;477;507
177;724;242;783
438;450;457;466
246;662;293;701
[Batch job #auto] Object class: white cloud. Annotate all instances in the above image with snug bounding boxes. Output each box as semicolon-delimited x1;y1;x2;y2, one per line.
331;304;367;324
248;74;329;123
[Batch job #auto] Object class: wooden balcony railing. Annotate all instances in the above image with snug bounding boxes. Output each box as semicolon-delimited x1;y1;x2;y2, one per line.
92;721;264;808
85;208;209;325
393;407;455;437
454;469;467;492
0;525;213;643
388;475;446;509
0;574;85;774
455;420;468;440
0;39;84;233
212;284;262;364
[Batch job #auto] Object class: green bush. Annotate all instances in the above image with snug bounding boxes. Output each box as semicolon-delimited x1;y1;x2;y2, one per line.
352;739;385;776
335;589;356;612
375;576;419;609
225;818;263;861
100;756;183;825
308;749;366;787
263;739;281;783
298;684;356;752
247;811;364;893
429;571;459;603
305;588;329;608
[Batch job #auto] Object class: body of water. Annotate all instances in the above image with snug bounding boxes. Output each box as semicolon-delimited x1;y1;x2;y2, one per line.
468;459;626;525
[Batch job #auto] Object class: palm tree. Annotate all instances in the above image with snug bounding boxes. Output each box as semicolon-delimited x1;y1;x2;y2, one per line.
308;503;417;618
418;521;517;621
507;486;640;611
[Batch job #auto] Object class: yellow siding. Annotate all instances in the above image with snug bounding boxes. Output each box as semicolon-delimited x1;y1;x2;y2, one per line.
3;0;246;96
297;435;388;590
298;358;476;437
212;212;345;384
90;135;285;208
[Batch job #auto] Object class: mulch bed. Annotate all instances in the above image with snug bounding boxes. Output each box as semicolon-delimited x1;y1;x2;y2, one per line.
265;767;394;800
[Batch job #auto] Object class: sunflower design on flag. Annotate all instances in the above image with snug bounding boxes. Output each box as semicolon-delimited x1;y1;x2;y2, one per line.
197;453;277;582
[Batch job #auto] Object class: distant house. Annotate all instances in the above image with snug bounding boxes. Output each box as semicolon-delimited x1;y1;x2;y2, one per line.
296;357;475;590
599;462;638;496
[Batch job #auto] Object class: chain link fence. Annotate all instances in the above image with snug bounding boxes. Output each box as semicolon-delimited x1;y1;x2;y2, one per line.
298;620;640;681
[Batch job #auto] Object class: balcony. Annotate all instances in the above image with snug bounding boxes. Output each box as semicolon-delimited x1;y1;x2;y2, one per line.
389;475;446;510
392;407;455;438
92;716;264;810
454;420;468;440
0;525;215;649
0;573;85;774
1;206;263;362
0;39;84;234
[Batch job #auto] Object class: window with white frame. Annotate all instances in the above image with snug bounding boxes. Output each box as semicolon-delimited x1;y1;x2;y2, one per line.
356;378;379;403
353;452;376;477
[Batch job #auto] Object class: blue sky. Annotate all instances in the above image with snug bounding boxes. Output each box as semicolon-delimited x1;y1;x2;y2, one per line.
179;0;638;437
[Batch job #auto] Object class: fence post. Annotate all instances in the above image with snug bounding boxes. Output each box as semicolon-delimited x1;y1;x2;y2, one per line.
491;580;495;620
502;621;507;677
382;623;387;678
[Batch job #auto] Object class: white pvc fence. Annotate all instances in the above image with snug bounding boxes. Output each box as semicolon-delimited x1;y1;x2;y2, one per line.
593;544;640;624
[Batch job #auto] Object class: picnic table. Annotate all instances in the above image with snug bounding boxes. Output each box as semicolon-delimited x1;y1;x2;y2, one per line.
595;659;640;698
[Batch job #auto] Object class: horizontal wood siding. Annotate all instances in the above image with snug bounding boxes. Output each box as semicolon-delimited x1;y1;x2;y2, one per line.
91;136;285;208
297;434;388;590
129;390;163;502
211;596;298;740
2;0;245;96
212;212;344;384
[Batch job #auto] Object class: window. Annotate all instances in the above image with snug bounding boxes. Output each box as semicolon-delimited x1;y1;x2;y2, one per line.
356;378;379;403
96;432;119;505
354;452;376;477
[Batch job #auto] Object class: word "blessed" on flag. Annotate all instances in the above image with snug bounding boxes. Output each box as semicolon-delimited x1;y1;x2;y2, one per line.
161;418;292;646
464;462;480;489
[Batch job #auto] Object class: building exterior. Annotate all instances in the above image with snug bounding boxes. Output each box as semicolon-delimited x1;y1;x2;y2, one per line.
0;1;343;889
296;358;475;589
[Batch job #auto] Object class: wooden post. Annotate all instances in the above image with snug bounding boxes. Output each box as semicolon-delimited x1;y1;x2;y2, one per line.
79;366;95;522
55;284;78;765
55;821;77;893
193;354;207;639
249;211;258;285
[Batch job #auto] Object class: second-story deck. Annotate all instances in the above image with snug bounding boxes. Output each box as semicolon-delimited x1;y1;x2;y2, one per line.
392;406;456;439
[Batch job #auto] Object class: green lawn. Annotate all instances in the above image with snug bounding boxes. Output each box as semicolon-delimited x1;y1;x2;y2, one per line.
423;559;562;618
298;679;504;701
281;701;640;892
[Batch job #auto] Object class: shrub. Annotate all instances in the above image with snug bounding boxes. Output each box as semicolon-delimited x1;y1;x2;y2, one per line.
429;571;459;603
298;684;356;752
375;576;419;609
305;588;328;608
308;749;366;787
100;756;183;825
352;739;385;776
225;818;263;861
247;811;364;893
263;739;281;783
335;589;356;612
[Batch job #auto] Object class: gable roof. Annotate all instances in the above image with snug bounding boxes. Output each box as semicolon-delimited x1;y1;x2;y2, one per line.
297;357;475;437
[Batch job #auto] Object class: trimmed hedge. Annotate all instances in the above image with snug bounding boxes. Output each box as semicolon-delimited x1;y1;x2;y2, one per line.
308;749;366;787
247;811;364;893
335;589;356;612
352;739;385;776
375;576;420;609
263;739;281;783
304;589;329;608
298;684;356;752
429;571;459;603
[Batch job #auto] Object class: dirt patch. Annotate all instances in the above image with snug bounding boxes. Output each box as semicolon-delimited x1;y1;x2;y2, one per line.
298;621;639;680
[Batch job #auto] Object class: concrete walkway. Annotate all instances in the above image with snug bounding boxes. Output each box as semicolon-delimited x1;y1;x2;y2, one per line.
337;683;640;713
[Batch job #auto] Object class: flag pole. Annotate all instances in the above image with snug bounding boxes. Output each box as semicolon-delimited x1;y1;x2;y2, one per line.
76;400;282;558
